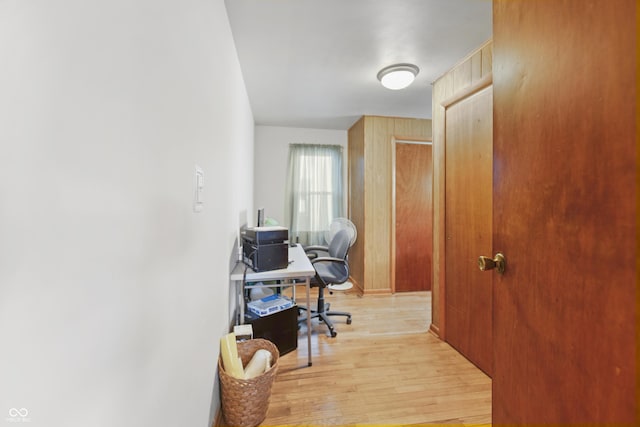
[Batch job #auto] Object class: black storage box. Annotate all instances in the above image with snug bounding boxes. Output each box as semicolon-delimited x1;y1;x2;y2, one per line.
244;305;298;356
242;240;288;272
241;226;289;272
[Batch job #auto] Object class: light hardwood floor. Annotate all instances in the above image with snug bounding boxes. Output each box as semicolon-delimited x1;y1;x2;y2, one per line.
262;289;491;426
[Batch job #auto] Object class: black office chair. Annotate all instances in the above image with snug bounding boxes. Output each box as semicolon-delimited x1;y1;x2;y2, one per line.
299;229;353;337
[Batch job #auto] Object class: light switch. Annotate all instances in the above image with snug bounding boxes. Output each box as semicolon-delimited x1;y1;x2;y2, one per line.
194;165;204;213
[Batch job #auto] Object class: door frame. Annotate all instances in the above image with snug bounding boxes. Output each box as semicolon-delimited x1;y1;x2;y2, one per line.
391;137;432;293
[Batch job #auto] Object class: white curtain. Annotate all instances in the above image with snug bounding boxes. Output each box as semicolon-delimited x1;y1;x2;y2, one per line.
285;144;344;246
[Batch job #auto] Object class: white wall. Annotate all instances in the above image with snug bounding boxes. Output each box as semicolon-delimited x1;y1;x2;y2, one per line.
0;1;253;426
254;125;348;226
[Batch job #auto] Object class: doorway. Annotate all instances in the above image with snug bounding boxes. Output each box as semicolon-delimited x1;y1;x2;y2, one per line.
430;39;494;375
392;139;433;293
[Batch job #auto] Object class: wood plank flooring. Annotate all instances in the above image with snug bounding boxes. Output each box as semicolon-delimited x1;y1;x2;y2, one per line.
262;290;491;426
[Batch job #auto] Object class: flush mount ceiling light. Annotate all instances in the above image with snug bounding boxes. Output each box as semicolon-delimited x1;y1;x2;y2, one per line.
377;63;419;90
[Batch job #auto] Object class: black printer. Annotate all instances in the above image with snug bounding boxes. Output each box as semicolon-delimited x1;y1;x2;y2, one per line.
241;226;289;272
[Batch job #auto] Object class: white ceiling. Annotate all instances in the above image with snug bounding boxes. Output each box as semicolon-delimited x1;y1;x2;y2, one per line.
224;0;493;130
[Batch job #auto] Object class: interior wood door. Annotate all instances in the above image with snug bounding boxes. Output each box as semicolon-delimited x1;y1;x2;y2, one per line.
395;142;432;292
492;0;636;424
444;85;493;376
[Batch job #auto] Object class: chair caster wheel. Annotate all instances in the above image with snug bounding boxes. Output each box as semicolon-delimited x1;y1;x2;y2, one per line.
330;330;337;337
347;318;352;325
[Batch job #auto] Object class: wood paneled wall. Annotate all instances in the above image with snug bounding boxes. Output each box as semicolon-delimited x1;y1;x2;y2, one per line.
431;40;492;338
348;116;431;293
348;118;366;292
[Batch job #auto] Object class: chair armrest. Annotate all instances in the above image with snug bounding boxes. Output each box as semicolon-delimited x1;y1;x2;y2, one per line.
305;245;329;261
311;256;347;265
304;245;329;253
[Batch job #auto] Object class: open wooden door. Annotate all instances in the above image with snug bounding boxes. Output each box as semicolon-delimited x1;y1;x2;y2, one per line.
492;0;636;424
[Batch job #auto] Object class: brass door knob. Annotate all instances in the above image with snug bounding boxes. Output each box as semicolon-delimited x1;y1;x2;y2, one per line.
478;253;506;275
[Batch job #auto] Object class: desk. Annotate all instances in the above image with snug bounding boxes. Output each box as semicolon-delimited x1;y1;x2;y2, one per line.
230;243;315;366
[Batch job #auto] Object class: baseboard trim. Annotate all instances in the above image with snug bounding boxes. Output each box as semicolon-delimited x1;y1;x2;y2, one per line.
348;276;364;295
362;288;393;295
429;323;441;339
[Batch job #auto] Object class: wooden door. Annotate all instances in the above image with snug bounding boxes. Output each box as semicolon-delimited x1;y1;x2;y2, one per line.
444;85;493;375
395;142;432;292
492;0;636;424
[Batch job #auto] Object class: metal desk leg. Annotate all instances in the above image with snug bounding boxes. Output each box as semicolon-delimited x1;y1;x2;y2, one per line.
237;280;244;325
305;277;312;366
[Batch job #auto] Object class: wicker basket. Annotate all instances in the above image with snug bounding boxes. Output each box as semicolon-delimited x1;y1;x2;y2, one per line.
219;338;280;427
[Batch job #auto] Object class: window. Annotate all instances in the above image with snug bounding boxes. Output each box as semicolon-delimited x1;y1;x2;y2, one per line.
285;144;343;245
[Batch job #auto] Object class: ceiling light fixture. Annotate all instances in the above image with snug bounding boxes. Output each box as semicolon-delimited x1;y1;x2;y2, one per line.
377;63;419;90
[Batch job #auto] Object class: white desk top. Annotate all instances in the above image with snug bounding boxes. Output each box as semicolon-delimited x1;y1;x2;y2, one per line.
230;243;315;281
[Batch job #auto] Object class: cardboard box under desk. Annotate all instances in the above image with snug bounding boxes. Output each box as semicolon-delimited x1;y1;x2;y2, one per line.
244;305;298;356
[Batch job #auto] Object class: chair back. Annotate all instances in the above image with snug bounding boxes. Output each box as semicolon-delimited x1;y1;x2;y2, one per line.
328;229;351;260
315;229;350;285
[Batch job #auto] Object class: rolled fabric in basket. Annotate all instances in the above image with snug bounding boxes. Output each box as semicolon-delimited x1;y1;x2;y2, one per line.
220;332;245;379
243;349;272;379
